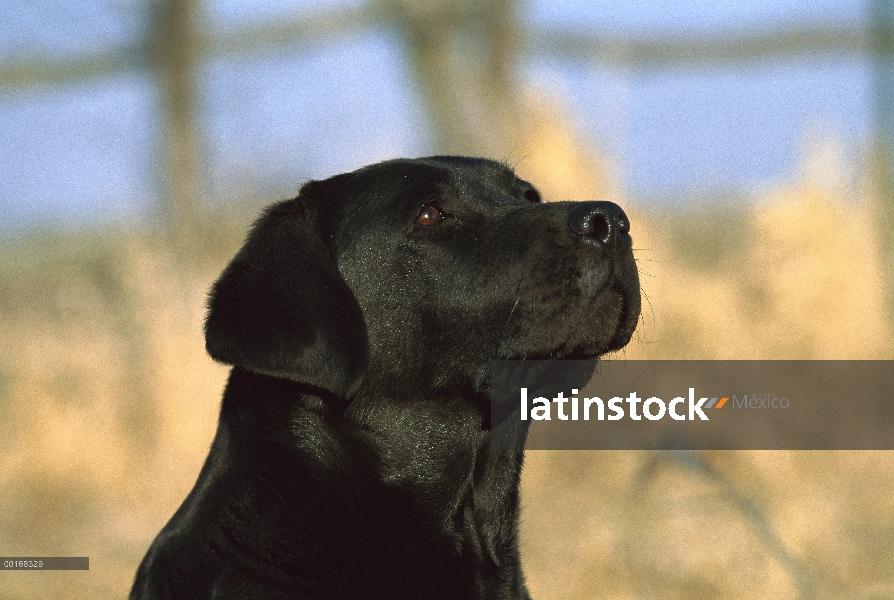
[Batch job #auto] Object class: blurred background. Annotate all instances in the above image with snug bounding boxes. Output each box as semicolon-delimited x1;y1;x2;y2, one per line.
1;0;893;598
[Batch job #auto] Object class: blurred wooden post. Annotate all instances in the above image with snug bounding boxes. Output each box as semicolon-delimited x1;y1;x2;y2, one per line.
386;0;520;157
150;0;203;240
870;0;894;318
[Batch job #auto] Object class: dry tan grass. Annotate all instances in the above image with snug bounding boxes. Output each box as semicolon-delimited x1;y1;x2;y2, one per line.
0;231;233;599
623;179;891;361
0;146;892;599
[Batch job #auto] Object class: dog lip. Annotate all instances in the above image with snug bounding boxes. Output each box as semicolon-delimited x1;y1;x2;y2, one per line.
603;286;640;352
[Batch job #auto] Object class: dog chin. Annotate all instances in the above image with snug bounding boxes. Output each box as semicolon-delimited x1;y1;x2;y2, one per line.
564;295;640;358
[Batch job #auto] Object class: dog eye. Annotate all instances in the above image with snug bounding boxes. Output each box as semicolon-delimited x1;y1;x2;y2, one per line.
415;205;443;225
523;189;541;203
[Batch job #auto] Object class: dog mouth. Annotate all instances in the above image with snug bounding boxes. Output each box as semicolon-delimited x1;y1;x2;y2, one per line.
505;275;641;362
549;265;642;359
600;277;641;353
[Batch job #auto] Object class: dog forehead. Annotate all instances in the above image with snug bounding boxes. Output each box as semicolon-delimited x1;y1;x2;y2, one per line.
326;157;522;221
420;156;522;198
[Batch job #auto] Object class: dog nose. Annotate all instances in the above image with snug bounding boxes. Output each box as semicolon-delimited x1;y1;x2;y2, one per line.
567;201;630;250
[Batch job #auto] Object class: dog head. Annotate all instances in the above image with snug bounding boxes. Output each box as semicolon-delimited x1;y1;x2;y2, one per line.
205;156;640;400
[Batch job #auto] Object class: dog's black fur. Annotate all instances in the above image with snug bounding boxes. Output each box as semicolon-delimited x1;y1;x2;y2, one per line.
130;156;640;600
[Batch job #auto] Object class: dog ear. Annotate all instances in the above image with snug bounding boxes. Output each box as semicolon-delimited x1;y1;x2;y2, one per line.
204;180;368;398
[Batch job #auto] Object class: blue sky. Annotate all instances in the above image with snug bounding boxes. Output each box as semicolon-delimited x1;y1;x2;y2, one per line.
0;0;873;229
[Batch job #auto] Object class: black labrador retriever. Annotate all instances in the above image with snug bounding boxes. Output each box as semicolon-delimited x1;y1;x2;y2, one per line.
131;156;640;600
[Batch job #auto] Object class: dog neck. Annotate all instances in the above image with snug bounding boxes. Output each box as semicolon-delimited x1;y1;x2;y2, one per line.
211;367;529;593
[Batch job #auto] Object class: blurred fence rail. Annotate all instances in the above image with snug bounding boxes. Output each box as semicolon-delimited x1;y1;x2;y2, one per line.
0;8;878;92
